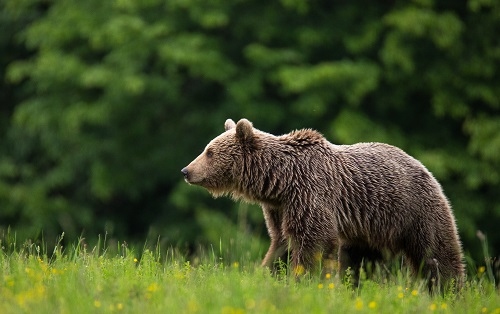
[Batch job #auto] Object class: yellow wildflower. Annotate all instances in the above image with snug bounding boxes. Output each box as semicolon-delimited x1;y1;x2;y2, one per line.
94;300;102;308
429;303;437;311
147;283;159;292
325;273;331;279
221;306;244;314
368;301;377;309
294;265;305;276
245;299;256;310
318;283;324;289
441;303;448;310
411;290;418;296
328;283;335;289
354;298;363;310
397;292;404;299
187;300;199;313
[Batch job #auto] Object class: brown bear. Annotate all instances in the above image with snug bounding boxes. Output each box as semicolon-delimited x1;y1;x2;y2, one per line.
181;118;465;289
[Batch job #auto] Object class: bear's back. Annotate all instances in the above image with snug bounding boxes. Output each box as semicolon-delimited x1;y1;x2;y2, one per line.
329;142;448;243
335;142;429;180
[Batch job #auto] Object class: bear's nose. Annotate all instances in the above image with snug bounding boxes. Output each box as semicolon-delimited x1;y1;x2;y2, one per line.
181;167;188;178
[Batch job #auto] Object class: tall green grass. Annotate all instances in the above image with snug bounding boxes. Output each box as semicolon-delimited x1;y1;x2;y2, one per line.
0;233;498;314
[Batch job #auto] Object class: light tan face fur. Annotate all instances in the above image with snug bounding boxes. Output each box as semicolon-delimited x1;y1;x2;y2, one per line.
183;132;231;183
181;122;243;196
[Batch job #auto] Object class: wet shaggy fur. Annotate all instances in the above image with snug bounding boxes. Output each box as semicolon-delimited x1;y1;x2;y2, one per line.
181;118;465;288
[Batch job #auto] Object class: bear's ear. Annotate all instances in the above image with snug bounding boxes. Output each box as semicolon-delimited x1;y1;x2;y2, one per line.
235;119;254;143
224;119;236;131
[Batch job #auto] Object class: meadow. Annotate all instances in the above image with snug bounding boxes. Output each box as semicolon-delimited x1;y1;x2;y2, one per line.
0;234;499;314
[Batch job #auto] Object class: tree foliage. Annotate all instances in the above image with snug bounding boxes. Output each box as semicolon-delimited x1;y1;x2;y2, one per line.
1;0;499;261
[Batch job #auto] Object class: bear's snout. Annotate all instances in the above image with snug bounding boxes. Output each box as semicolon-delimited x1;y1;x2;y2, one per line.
181;166;204;185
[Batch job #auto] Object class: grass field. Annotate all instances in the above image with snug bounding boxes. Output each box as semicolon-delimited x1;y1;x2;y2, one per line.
0;234;499;314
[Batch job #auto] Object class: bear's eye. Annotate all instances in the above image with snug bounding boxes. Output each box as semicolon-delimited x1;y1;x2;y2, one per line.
206;149;214;158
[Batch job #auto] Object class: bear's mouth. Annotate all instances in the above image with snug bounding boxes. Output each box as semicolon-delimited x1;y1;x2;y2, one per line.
181;170;192;184
184;174;205;186
183;175;200;185
181;167;198;184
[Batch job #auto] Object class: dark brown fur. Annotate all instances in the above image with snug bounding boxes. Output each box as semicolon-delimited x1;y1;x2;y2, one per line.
181;119;465;289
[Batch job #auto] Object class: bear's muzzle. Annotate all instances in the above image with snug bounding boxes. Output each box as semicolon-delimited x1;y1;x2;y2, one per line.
181;167;189;179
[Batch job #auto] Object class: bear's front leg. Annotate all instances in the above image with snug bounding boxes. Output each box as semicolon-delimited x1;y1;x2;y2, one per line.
289;241;317;277
281;207;327;277
261;205;288;270
261;239;289;268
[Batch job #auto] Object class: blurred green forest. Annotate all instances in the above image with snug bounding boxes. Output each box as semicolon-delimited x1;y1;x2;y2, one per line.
1;0;499;263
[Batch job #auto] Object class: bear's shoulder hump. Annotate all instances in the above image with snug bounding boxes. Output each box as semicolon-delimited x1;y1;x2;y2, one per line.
282;129;325;146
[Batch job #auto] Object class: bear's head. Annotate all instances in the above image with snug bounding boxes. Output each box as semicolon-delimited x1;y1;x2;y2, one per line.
181;118;255;197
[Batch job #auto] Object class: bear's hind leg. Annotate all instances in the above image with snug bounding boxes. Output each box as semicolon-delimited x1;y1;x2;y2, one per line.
405;242;464;293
